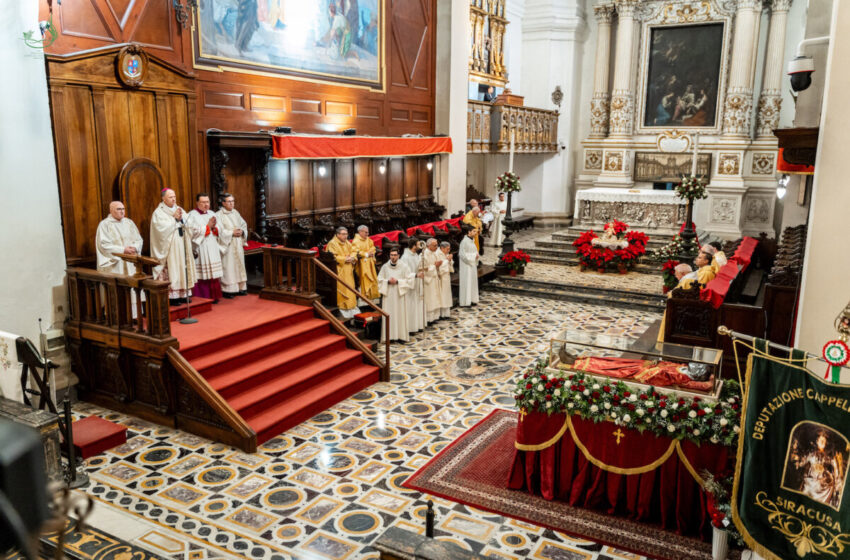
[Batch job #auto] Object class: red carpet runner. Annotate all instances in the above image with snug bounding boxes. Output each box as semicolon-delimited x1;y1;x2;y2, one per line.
171;295;379;445
404;410;738;560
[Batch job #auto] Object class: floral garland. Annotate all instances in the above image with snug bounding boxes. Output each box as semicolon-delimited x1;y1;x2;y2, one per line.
676;175;708;201
495;171;522;193
703;470;745;545
649;234;697;262
513;358;742;447
499;250;531;271
661;259;680;290
573;228;649;269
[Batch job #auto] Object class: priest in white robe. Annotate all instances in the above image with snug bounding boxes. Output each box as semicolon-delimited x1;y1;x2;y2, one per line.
378;248;413;342
400;238;425;333
421;238;443;324
437;241;454;318
490;192;508;247
95;201;143;275
150;188;196;304
186;193;225;302
459;228;480;306
216;193;249;297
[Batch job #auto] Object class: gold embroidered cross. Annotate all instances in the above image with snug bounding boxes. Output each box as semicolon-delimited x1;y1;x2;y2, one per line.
613;428;625;445
519;409;527;423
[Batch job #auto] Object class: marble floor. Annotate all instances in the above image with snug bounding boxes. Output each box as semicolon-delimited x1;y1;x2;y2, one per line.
72;269;661;560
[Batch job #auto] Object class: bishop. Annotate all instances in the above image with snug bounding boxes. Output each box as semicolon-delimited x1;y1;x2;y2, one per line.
186;193;225;303
150;188;196;304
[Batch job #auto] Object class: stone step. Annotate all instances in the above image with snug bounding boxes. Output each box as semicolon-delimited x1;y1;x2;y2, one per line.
535;238;671;250
523;249;663;274
484;277;667;312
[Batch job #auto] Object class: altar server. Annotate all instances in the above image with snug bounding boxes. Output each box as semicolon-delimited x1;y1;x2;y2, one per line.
378;248;413;342
216;193;249;297
95;201;143;275
151;188;196;305
459;228;480;307
463;207;483;252
187;193;225;302
490;192;507;247
421;238;443;324
326;227;360;319
351;225;379;303
437;241;454;318
400;237;425;333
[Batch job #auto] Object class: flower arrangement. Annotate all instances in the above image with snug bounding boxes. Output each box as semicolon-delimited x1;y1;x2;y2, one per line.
608;220;629;236
499;250;531;272
649;234;697;262
513;358;742;446
676;175;708;201
662;259;680;291
494;171;522;193
573;225;648;270
702;470;744;545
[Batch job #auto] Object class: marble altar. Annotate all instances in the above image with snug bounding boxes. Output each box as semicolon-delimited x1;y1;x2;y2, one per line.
574;187;685;235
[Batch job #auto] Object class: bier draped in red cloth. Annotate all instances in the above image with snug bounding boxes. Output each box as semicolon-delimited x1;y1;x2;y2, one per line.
566;357;714;392
508;411;730;539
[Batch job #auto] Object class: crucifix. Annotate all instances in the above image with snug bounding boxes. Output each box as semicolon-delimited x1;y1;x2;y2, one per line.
613;428;625;445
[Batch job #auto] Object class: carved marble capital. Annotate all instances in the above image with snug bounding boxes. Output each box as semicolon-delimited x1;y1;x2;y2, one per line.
589;92;611;137
722;87;753;136
735;0;762;11
594;3;615;23
608;90;634;136
615;0;639;19
770;0;792;12
756;93;782;137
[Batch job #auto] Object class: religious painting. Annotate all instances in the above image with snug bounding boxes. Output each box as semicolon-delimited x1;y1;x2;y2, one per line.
642;23;724;128
633;152;712;182
195;0;383;88
781;421;849;511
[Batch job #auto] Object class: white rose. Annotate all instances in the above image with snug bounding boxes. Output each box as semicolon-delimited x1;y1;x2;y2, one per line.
727;398;735;404
704;408;712;414
567;403;574;409
667;424;676;432
710;436;719;444
530;400;535;406
574;394;581;401
623;414;631;423
720;418;728;426
733;425;740;433
537;384;544;391
593;384;600;390
693;429;700;436
590;405;598;413
672;403;679;410
637;408;645;416
629;394;638;402
661;410;668;418
688;410;697;418
554;389;561;397
604;402;611;410
583;389;590;396
646;400;654;407
611;412;618;419
546;401;552;409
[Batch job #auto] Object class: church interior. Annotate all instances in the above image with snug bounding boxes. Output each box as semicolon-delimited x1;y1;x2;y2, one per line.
2;0;849;558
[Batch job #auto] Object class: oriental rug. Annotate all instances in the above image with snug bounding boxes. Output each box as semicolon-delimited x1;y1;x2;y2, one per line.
404;409;741;560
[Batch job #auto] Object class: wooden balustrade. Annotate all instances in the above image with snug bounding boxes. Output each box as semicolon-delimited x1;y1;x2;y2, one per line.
261;247;321;304
66;267;173;342
467;101;559;154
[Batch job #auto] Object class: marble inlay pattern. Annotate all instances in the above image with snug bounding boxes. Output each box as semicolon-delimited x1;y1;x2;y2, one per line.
74;290;660;560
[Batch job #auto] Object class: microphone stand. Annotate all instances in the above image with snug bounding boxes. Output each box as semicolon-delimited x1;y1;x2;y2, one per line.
178;214;198;325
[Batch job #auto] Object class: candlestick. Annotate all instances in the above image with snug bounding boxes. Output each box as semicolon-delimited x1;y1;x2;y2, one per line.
508;129;515;173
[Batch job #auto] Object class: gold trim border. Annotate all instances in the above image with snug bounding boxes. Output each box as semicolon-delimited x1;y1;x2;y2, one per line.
566;416;678;475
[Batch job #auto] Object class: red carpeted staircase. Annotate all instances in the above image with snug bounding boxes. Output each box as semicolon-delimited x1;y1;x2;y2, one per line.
173;297;379;445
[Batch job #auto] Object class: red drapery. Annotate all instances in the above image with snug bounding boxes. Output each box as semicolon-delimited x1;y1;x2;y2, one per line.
272;134;453;160
508;412;730;539
700;236;758;308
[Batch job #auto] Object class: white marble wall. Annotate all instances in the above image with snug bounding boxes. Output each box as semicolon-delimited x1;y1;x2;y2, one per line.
0;1;68;344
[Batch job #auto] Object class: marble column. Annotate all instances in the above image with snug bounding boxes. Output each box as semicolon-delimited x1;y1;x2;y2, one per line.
608;0;639;137
756;0;793;138
722;0;762;137
589;3;615;137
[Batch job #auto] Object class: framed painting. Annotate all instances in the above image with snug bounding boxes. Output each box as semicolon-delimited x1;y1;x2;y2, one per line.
194;0;384;89
641;23;724;129
633;152;712;183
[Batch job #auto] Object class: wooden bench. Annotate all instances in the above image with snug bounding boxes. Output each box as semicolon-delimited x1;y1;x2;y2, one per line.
512;215;535;230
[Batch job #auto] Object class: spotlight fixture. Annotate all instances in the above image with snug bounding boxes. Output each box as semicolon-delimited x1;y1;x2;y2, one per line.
777;174;790;199
274;126;292;134
378;161;387;175
342;128;356;136
426;161;433;171
318;163;327;177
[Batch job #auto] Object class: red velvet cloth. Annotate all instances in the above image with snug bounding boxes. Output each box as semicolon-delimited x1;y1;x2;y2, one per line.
730;237;758;271
508;413;729;539
272;135;453;159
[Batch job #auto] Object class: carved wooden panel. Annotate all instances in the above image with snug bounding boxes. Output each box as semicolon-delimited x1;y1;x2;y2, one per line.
370;159;388;207
403;159;418;201
267;160;291;217
313;161;334;213
118;157;165;253
355;160;374;209
290;161;312;217
418;158;432;199
388;159;404;202
220;150;257;233
335;161;354;210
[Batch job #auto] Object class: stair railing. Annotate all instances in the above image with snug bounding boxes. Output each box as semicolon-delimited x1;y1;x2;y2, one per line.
312;258;390;380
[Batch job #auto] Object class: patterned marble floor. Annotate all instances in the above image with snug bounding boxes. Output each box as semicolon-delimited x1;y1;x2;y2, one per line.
74;290;660;560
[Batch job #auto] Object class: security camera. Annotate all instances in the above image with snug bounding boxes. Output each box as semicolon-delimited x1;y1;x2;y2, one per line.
788;56;815;92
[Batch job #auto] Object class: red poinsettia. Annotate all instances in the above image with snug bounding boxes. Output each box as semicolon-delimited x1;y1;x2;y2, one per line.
573;223;649;270
499;250;532;271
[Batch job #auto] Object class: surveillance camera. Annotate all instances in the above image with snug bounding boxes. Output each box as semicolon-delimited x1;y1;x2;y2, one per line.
788;56;814;92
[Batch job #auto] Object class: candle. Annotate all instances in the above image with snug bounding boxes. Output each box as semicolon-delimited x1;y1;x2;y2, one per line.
509;129;515;173
691;133;699;177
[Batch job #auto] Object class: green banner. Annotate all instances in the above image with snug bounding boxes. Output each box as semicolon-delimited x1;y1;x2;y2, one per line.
733;346;850;559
